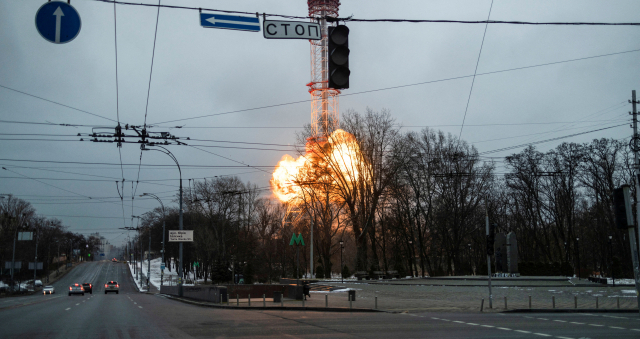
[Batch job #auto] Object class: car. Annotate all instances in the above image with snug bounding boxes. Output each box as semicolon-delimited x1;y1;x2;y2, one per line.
104;281;119;294
43;285;55;295
69;283;84;296
34;280;43;287
82;283;93;294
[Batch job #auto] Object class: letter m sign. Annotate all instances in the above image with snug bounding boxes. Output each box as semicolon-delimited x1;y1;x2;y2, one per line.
289;233;305;246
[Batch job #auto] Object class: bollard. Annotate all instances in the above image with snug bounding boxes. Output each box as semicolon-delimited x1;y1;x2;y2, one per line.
552;296;555;309
481;298;484;312
504;296;507;310
281;295;284;307
325;294;328;308
529;295;531;309
302;297;305;307
248;294;251;307
263;294;266;308
349;295;352;310
375;296;378;310
617;297;620;309
237;294;239;307
574;296;577;309
596;296;598;309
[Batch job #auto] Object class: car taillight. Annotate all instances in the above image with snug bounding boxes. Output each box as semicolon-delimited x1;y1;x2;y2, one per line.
116;285;119;288
69;287;72;290
105;284;108;288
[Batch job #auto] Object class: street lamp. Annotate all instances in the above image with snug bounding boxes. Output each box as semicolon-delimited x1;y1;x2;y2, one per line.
142;145;184;297
468;243;472;275
408;240;413;277
608;235;614;287
339;240;344;283
576;237;580;280
142;193;165;287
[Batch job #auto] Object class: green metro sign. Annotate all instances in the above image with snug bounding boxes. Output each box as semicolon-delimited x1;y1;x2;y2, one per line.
289;233;305;246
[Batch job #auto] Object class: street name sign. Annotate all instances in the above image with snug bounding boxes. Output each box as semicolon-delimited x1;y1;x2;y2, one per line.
35;1;81;44
200;14;260;32
169;230;194;242
29;262;43;270
263;20;321;40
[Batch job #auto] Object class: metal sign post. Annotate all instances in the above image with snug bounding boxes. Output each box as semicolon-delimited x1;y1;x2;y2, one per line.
289;233;305;286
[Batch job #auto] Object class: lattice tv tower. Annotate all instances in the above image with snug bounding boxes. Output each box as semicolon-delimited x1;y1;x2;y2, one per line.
307;0;341;145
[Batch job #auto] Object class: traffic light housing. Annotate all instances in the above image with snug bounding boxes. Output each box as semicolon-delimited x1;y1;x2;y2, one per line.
486;223;496;255
613;185;633;229
328;25;350;89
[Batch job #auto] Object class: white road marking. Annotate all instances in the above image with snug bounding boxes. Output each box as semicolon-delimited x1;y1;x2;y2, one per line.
496;327;512;331
556;336;574;339
431;317;439;320
524;316;533;319
466;323;479;326
138;306;143;309
538;318;549;321
631;329;640;332
134;302;137;304
609;326;625;329
533;333;552;337
588;324;604;327
441;319;450;322
75;303;80;306
481;325;494;328
65;308;71;311
453;321;465;324
604;315;627;319
570;322;584;325
515;330;531;333
553;320;566;323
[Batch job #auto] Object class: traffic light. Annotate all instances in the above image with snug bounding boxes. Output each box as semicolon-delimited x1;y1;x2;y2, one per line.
613;185;633;229
328;25;350;89
486;223;496;255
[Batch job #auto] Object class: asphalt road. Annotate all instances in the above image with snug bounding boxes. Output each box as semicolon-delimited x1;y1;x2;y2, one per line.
1;261;640;338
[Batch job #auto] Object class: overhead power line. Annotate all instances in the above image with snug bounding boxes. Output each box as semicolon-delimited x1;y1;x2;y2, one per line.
92;1;640;26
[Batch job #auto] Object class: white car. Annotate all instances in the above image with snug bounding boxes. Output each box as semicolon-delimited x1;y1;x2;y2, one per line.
43;285;55;294
34;280;43;287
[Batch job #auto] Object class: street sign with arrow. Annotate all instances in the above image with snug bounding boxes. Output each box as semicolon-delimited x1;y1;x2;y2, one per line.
35;1;81;44
200;13;260;32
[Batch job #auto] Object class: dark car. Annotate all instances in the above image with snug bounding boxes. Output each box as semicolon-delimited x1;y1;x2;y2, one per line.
69;283;84;296
82;283;92;294
105;281;119;294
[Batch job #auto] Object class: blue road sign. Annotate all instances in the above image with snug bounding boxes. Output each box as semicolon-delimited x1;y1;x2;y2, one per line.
200;14;260;32
161;263;165;270
100;253;105;256
35;1;81;44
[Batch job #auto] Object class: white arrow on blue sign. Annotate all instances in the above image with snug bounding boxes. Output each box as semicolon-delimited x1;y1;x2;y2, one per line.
200;13;260;32
35;1;82;44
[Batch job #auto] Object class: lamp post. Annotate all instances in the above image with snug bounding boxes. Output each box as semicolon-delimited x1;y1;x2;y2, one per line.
340;240;344;283
142;193;165;287
576;237;580;280
468;243;472;275
408;240;414;277
143;145;183;297
609;235;614;287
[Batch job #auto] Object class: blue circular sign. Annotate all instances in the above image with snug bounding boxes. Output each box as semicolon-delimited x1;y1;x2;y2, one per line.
35;1;81;44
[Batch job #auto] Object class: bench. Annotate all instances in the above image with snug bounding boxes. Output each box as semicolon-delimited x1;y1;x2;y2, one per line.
354;271;369;280
385;270;400;279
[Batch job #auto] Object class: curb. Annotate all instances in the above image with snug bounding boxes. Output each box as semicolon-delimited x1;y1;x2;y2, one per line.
158;294;383;313
504;308;640;313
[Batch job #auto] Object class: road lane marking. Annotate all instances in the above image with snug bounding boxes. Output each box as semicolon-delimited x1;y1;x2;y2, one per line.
588;324;604;327
533;333;552;337
466;323;478;326
570;322;584;325
632;329;640;332
515;330;531;334
496;327;511;331
441;319;450;322
76;303;80;306
538;318;549;321
65;308;71;311
134;302;137;304
138;306;143;308
609;326;625;329
556;336;574;339
553;320;566;323
453;321;465;324
431;317;439;320
481;325;494;328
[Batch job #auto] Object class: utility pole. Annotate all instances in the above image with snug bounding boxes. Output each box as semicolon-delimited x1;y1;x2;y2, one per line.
485;203;493;309
148;228;151;291
631;90;640;313
33;230;38;287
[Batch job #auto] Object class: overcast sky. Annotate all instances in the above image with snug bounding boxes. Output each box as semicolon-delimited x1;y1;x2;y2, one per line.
1;0;639;246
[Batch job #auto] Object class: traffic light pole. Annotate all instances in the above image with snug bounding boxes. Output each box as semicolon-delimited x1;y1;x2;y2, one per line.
485;206;493;309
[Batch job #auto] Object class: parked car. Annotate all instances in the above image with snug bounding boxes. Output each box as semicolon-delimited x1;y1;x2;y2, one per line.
82;283;92;294
69;283;84;296
43;285;55;294
34;280;43;287
104;281;119;294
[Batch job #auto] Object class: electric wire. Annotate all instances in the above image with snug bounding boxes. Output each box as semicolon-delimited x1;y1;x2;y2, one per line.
458;0;493;141
113;1;126;228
